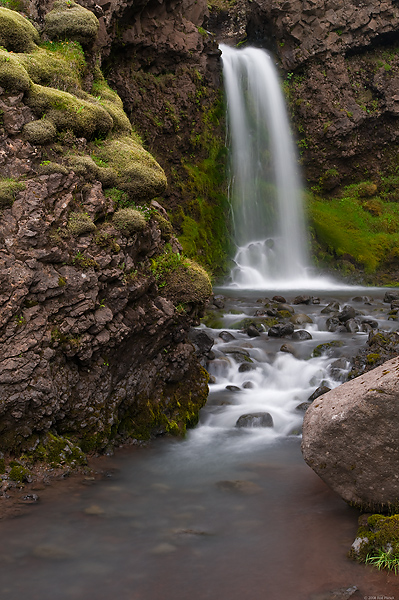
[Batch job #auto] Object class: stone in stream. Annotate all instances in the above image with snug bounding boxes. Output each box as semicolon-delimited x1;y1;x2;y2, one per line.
291;329;312;341
290;313;313;325
307;385;331;402
246;324;261;337
302;356;399;511
344;318;360;333
338;304;356;322
272;295;286;303
188;329;214;354
238;362;256;372
296;402;311;412
280;343;297;356
326;317;347;333
213;295;225;309
293;295;311;305
219;331;236;342
268;323;295;338
321;301;340;314
226;385;241;392
236;412;274;428
384;291;399;303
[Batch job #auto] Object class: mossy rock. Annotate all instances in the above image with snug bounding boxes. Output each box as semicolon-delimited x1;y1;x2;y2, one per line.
312;340;344;357
31;433;87;468
44;0;99;48
9;463;31;482
0;7;40;53
23;119;57;145
26;83;113;139
153;212;174;240
91;136;167;200
112;208;147;236
68;211;96;236
0;49;31;93
162;259;212;304
0;178;25;208
19;44;86;95
350;513;399;565
38;161;69;175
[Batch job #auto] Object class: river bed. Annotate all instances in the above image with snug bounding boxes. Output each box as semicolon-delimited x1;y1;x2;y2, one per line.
0;287;398;599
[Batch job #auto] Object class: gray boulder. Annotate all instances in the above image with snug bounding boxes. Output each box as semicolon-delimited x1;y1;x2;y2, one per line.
301;356;399;511
236;412;273;428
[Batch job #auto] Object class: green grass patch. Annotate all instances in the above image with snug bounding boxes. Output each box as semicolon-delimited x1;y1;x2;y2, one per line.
308;182;399;273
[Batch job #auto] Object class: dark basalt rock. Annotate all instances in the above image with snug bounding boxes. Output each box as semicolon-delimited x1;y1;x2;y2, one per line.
268;323;295;338
219;331;236;342
291;329;312;341
235;412;274;428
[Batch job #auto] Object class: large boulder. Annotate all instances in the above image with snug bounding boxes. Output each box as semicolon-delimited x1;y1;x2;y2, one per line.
301;356;399;511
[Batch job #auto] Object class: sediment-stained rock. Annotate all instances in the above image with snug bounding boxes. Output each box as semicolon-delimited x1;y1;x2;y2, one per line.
301;356;399;511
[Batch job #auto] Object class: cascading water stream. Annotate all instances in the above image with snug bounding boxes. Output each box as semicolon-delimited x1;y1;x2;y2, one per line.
221;44;310;288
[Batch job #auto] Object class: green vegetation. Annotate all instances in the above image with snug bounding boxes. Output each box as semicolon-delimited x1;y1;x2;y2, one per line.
175;92;230;274
23;119;57;145
44;0;99;47
308;180;399;273
31;433;87;467
68;211;96;236
112;207;147;236
150;245;212;304
350;514;399;573
0;7;39;52
0;178;25;207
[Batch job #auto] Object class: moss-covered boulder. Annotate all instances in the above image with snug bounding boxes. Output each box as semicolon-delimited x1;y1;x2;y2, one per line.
91;136;167;200
44;0;99;48
112;208;147;236
23;119;57;145
0;7;39;52
26;83;114;139
0;49;31;93
163;259;212;304
68;212;96;236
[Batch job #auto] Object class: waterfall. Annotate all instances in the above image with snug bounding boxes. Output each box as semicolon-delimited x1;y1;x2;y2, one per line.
221;44;310;288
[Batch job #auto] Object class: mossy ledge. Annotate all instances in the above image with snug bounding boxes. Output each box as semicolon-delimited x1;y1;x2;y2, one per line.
0;2;212;473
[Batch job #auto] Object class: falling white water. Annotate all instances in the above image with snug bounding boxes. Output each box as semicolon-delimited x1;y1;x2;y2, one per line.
221;44;310;288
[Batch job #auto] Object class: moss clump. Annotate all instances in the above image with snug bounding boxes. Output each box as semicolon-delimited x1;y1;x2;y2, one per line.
0;178;25;207
312;340;344;357
90;136;167;200
151;247;212;304
0;7;39;52
153;212;174;240
68;211;96;236
366;352;381;365
112;208;147;236
38;161;69;175
23;119;57;145
44;0;99;48
91;73;132;134
19;42;86;94
26;83;114;140
9;463;30;482
72;252;99;270
0;49;31;92
350;514;399;569
31;433;87;467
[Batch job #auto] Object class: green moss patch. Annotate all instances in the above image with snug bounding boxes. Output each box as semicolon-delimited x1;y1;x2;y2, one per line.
31;433;87;467
0;178;25;207
112;207;147;236
350;514;399;573
26;83;113;139
23;119;57;145
0;48;31;92
68;211;96;236
0;7;39;52
44;0;99;48
151;246;212;304
89;136;167;200
308;181;399;273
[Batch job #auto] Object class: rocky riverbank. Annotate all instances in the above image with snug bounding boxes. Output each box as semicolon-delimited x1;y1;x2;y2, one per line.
0;2;211;469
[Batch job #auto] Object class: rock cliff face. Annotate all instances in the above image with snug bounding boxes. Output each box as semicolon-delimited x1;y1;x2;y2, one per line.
0;1;211;457
209;0;399;187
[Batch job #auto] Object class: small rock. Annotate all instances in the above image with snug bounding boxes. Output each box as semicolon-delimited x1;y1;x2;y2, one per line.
238;362;256;372
219;331;236;342
280;343;296;356
236;412;273;428
226;385;241;391
290;313;313;325
321;301;340;314
291;329;312;341
296;402;311;411
213;295;225;309
339;305;356;322
246;324;261;337
307;385;331;402
272;295;286;303
268;323;295;338
293;295;311;305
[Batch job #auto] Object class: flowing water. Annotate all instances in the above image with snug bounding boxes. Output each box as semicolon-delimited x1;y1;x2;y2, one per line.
1;47;398;599
221;44;309;287
1;289;398;600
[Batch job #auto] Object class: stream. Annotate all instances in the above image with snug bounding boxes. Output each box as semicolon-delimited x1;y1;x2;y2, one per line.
1;286;398;600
